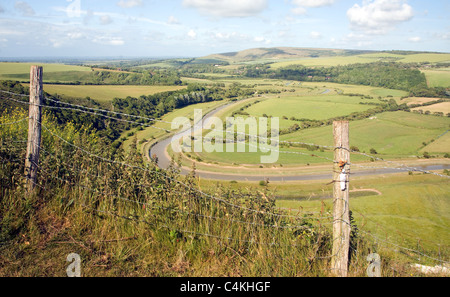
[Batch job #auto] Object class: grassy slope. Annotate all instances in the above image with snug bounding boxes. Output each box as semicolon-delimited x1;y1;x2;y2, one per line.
274;174;449;251
270;52;450;68
0;62;93;82
281;111;450;156
43;84;187;103
422;69;450;88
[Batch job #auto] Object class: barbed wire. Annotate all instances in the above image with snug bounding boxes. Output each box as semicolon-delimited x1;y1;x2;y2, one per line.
0;117;29;126
358;229;449;264
1;90;449;266
33;153;331;230
33;159;339;250
1;94;173;133
0;90;341;150
37;120;314;220
2;91;449;178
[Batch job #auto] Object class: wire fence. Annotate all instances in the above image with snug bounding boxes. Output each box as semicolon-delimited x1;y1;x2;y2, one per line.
1;90;449;273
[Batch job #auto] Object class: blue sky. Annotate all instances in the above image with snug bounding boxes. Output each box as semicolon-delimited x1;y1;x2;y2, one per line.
0;0;448;58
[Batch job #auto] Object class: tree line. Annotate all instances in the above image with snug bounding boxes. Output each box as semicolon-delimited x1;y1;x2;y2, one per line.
240;62;448;98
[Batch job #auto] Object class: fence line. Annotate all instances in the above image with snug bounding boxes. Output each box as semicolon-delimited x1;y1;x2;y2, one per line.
26;138;448;264
0;90;357;150
10;136;445;265
0;136;447;267
37;120;314;220
33;155;331;230
33;159;340;251
3;90;448;179
1;90;449;268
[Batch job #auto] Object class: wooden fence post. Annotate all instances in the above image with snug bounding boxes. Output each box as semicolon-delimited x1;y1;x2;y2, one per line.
331;121;350;277
25;66;43;192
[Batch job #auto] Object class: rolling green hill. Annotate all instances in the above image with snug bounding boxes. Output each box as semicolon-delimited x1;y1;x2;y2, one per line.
202;47;371;64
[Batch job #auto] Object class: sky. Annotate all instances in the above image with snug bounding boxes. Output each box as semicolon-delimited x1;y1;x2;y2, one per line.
0;0;448;58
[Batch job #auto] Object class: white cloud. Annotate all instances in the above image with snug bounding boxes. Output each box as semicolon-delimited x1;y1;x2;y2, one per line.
93;36;125;46
14;1;35;16
67;32;84;39
254;36;272;44
408;36;421;43
310;31;322;39
183;0;268;18
347;0;414;35
117;0;143;8
100;15;113;25
168;16;180;25
187;29;197;39
291;6;307;15
291;0;335;15
292;0;335;8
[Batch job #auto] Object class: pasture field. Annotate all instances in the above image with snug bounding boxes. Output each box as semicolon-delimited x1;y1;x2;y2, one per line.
269;52;450;69
0;62;92;75
175;110;450;168
197;173;450;252
0;62;93;82
281;111;450;156
422;69;450;88
420;132;450;154
402;97;442;106
43;84;187;103
242;94;378;121
183;110;449;167
162;76;448;169
411;102;450;114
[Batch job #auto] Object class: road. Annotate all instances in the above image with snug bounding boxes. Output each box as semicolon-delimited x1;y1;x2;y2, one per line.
150;102;450;182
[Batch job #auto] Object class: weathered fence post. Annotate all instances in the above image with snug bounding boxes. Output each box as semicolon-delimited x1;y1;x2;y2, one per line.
331;121;350;277
25;66;43;192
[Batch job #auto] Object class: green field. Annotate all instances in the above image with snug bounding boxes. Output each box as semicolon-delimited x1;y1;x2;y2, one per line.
281;111;450;156
181;110;450;167
195;173;450;253
270;52;450;69
0;62;93;82
2;57;450;276
0;62;92;75
243;94;377;121
43;84;187;103
275;174;450;250
422;69;450;88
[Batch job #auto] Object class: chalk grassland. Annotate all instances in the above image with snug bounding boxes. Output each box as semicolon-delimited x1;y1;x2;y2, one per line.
275;174;450;250
243;95;377;121
269;53;450;69
183;110;450;168
422;69;450;88
420;132;450;154
411;102;450;114
281;111;450;156
0;62;93;82
161;81;446;170
403;97;444;106
197;174;450;251
0;62;92;75
43;84;187;103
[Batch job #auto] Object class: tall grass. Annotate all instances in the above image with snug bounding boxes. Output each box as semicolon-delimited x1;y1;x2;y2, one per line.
0;109;443;277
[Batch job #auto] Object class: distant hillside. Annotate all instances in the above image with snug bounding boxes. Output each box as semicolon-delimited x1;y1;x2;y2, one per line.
201;47;373;63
